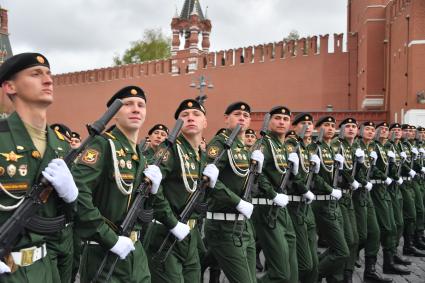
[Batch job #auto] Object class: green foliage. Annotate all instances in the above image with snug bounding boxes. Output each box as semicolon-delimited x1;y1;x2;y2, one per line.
113;28;171;65
285;30;300;41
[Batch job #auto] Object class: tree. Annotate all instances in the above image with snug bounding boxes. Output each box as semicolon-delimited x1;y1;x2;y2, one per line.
113;28;171;65
284;30;300;41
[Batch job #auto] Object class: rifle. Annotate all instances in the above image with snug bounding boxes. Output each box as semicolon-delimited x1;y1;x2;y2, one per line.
385;132;397;177
231;114;271;247
0;100;123;260
305;128;325;191
152;124;242;264
91;118;183;283
332;125;346;191
266;124;308;229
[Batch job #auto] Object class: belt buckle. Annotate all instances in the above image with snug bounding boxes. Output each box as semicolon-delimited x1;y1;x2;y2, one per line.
187;219;196;229
20;247;36;266
130;231;138;243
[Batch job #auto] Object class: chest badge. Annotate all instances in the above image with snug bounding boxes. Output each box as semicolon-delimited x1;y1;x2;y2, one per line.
116;149;125;157
126;160;133;170
18;164;28;177
1;151;24;162
0;166;4;176
7;164;16;177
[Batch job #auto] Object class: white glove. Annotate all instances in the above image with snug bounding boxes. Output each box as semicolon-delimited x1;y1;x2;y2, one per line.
364;182;373;191
0;260;11;274
251;150;264;173
42;158;78;203
411;147;419;159
422;167;425;174
309;154;320;173
384;177;393;185
369;151;378;165
236;199;254;219
400;151;407;161
272;193;289;208
170;222;190;241
387;151;395;162
420;148;425;155
288;152;299;175
143;165;162;194
302;191;315;204
334;154;344;170
397;178;403;185
355;148;365;164
351;180;360;191
203;164;219;188
409;169;416;178
110;236;135;259
330;189;342;200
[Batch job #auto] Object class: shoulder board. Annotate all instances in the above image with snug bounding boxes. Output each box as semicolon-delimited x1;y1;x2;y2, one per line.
54;129;65;141
220;132;229;139
0;119;10;132
176;139;182;145
104;132;116;140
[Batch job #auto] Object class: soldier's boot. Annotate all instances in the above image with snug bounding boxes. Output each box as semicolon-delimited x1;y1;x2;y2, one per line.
209;268;220;283
403;235;425;257
393;252;411;265
382;251;410;275
414;232;425;250
363;256;393;283
343;270;353;283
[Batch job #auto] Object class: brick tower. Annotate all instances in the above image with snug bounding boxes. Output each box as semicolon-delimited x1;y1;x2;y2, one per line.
0;6;12;64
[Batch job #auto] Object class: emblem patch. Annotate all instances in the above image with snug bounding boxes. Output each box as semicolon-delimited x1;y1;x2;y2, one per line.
126;160;132;170
81;149;99;164
1;151;24;162
7;164;16;177
208;146;220;158
18;164;28;177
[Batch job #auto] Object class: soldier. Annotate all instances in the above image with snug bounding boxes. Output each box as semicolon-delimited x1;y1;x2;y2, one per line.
285;130;297;140
146;99;218;282
70;132;81;149
330;118;361;282
252;106;299;283
144;124;169;160
309;115;349;283
371;122;410;275
205;102;264;283
353;121;392;282
288;113;318;283
245;129;257;150
71;86;161;282
0;53;78;282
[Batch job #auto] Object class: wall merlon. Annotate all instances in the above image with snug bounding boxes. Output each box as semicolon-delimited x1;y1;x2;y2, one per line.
320;34;329;54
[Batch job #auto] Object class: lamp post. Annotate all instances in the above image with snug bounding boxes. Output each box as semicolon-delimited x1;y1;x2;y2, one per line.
190;75;214;100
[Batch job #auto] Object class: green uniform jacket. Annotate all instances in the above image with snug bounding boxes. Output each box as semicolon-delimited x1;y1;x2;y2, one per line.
331;138;355;189
0;112;71;250
370;141;390;181
309;141;334;194
384;141;402;180
353;139;374;186
72;126;146;249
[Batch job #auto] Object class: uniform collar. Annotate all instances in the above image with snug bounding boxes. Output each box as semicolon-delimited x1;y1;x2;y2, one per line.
110;126;135;155
177;134;201;160
267;131;284;146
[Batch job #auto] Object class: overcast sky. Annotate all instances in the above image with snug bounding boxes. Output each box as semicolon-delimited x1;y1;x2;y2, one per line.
2;0;347;74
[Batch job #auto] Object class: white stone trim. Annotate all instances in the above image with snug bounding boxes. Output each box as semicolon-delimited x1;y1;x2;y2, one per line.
408;40;425;47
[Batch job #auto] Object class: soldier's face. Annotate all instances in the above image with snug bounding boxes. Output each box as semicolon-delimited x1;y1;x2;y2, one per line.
225;110;251;131
320;122;335;140
70;138;81;149
115;97;146;131
296;121;313;137
421;131;425;140
343;123;357;139
391;128;402;139
408;129;416;139
179;109;207;135
269;114;290;135
379;126;389;139
363;126;375;141
245;134;257;146
2;66;53;107
149;130;168;147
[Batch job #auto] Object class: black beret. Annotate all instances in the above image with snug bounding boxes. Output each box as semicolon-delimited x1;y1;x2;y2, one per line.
401;124;410;130
269;106;291;116
315;116;336;128
285;130;297;138
417;126;425;132
106;86;146;107
292;113;313;125
215;128;227;136
245;129;256;136
71;132;81;140
339;118;357;128
376;122;389;128
50;123;72;140
389;123;401;130
148;124;169;135
174;99;206;119
224;101;251;115
362;121;376;128
410;125;416;130
0;52;50;84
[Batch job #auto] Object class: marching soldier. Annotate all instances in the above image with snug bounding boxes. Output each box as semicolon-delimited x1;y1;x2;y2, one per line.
252;106;299;283
205;102;264;283
71;86;161;282
330;118;361;282
144;124;169;160
0;53;79;282
245;129;257;150
309;115;349;283
288;113;318;283
70;132;82;149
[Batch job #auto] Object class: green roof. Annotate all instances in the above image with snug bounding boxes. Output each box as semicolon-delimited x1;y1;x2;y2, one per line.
180;0;205;20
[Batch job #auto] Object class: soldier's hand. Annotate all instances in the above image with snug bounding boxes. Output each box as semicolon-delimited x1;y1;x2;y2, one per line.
144;165;162;194
110;236;135;260
384;177;393;186
236;199;254;219
355;148;365;163
369;151;378;165
420;148;425;155
387;151;396;161
409;169;416;178
364;182;373;191
334;154;344;169
400;151;407;161
351;180;360;190
411;147;419;159
203;164;219;188
288;153;299;175
0;260;11;274
251;150;264;173
397;178;403;185
272;193;289;208
170;222;190;241
330;189;342;200
42;158;78;203
309;154;320;173
302;191;315;204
